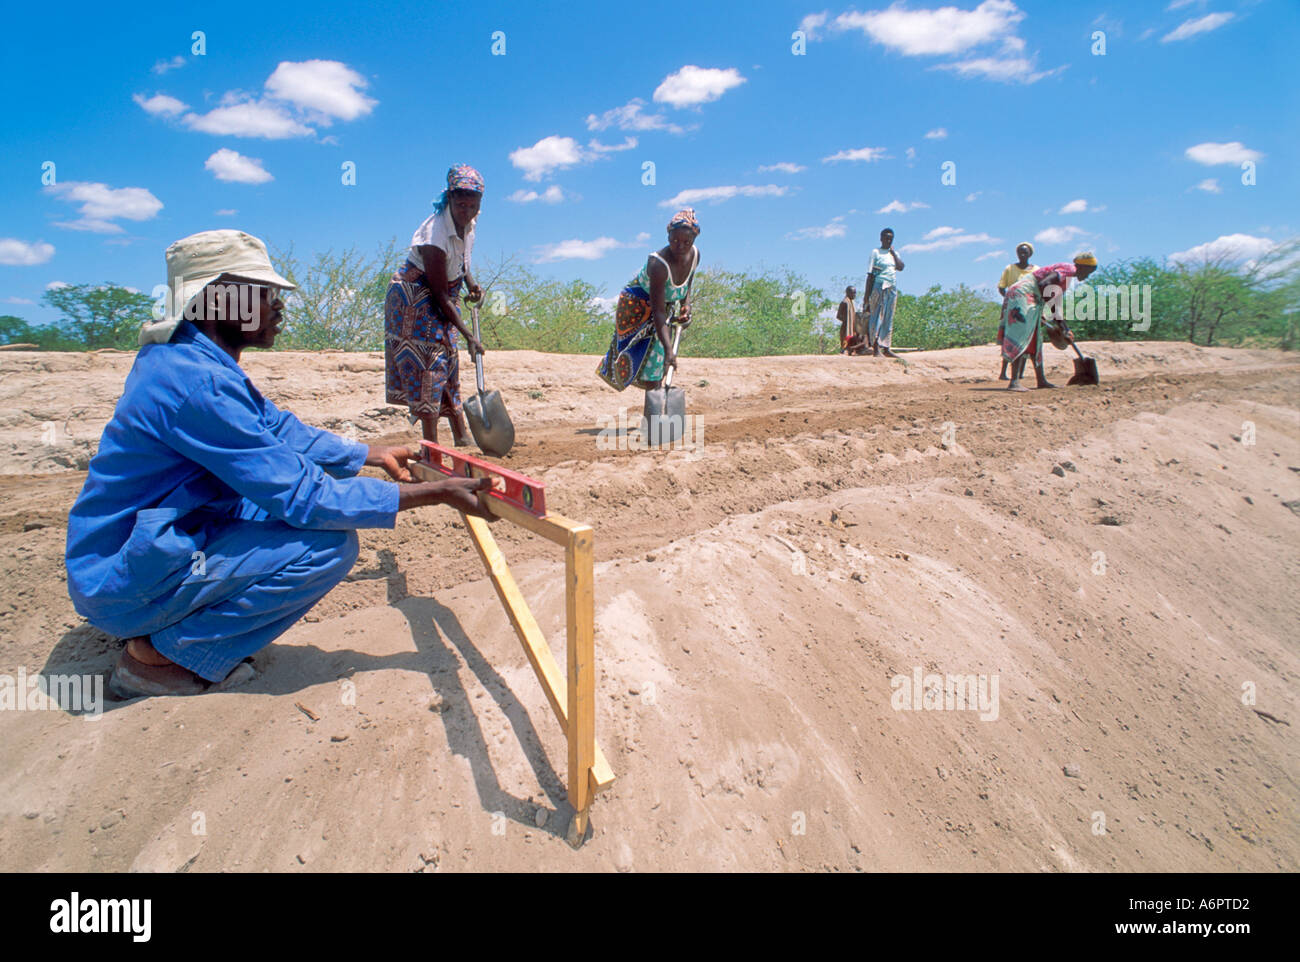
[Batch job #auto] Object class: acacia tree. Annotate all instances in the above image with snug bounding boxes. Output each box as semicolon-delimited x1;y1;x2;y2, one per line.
41;283;155;349
272;240;400;351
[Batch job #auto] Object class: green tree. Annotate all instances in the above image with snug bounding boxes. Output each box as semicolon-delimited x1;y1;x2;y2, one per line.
0;314;34;345
41;284;155;349
272;240;401;351
892;284;1002;350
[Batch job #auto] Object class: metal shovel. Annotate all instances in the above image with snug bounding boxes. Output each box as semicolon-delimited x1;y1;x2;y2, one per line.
641;322;685;446
463;305;515;457
1067;340;1100;386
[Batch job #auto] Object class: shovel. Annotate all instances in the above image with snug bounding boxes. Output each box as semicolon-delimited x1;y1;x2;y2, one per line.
641;322;685;446
1066;339;1100;386
462;305;516;457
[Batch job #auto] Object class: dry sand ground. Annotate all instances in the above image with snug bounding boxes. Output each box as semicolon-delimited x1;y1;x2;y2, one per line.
0;341;1297;872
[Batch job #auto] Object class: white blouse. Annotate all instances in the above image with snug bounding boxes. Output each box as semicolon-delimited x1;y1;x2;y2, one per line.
408;206;475;281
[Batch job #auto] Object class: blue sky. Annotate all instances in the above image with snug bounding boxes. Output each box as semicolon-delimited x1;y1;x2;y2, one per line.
2;0;1296;326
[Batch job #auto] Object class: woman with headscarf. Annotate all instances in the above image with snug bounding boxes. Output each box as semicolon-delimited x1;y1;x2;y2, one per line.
996;242;1037;380
1000;252;1098;392
597;208;701;393
385;164;488;445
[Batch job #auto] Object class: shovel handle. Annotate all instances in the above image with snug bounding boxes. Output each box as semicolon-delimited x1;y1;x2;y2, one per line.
1069;337;1085;362
661;321;683;389
470;304;486;396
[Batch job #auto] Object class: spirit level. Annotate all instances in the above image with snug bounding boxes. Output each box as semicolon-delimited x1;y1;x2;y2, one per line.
418;440;547;517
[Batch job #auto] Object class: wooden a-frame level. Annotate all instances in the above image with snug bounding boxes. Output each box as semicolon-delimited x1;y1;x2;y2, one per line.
411;461;614;843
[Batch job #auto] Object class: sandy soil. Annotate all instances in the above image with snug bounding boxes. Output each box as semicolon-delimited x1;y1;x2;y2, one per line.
0;340;1297;872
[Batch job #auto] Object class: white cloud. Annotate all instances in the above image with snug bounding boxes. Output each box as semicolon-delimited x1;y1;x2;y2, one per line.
507;186;566;204
150;60;374;139
900;228;999;253
510;135;587;181
1185;141;1262;166
589;295;619;314
535;237;630;263
215;208;238;216
45;181;163;233
45;280;68;290
1162;12;1234;43
1194;178;1222;194
833;0;1025;56
264;60;376;122
653;65;746;107
183;101;313;139
924;127;948;139
788;216;847;241
588;136;637;154
1034;225;1088;245
965;192;982;202
905;146;917;162
133;92;189;116
758;162;806;173
934;56;1061;84
823;146;888;164
1169;233;1276;265
974;250;1007;262
205;148;273;184
3;296;35;305
798;11;829;40
0;239;55;266
658;185;788;208
1059;198;1088;214
877;199;930;214
585;99;686;134
152;55;186;75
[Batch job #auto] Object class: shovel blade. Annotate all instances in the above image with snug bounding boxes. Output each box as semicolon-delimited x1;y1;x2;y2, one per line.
1067;356;1100;386
641;385;686;446
464;390;515;457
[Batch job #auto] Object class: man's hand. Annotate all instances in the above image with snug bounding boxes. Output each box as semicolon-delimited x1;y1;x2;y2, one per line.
467;284;486;304
366;444;415;482
435;477;495;519
396;477;496;520
676;305;692;328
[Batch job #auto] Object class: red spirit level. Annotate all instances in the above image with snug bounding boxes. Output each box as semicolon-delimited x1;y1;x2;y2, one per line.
418;440;548;518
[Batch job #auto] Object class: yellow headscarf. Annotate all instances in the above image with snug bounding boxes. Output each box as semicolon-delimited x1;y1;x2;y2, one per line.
1073;251;1098;267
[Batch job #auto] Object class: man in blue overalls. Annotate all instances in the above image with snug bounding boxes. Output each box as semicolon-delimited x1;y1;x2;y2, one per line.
65;229;492;698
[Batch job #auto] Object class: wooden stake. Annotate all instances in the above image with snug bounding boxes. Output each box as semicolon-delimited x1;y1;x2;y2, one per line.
566;524;595;840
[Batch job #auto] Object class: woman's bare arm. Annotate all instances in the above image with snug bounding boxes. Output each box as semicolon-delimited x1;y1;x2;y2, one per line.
419;244;482;354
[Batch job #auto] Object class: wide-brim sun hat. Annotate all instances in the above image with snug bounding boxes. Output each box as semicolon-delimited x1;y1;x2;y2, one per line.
139;229;296;346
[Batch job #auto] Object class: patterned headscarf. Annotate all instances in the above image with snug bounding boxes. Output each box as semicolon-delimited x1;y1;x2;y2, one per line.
1017;241;1035;256
434;164;485;213
667;208;700;234
1073;251;1098;266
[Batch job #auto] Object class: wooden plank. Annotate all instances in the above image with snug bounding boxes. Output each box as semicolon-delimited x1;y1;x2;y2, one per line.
461;512;615;793
566;524;596;835
409;460;584;546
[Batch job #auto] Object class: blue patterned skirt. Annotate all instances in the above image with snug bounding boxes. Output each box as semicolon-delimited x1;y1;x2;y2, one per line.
597;286;667;391
384;262;463;419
